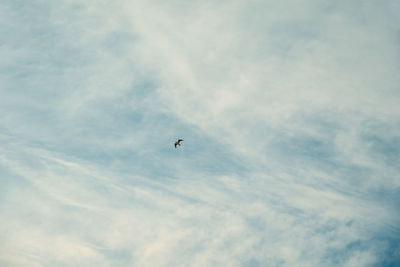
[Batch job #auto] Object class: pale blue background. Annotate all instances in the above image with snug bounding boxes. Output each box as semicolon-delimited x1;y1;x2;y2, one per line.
1;0;399;266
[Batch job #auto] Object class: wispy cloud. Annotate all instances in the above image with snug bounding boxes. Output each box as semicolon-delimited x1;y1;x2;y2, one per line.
1;0;399;266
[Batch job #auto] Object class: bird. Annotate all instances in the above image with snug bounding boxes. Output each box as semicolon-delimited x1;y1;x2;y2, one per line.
174;139;183;148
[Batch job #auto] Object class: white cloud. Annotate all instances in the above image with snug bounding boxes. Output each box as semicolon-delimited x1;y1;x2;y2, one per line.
1;0;399;266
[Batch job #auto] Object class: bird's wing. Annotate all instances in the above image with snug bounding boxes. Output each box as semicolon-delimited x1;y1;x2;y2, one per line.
174;142;177;148
178;139;184;142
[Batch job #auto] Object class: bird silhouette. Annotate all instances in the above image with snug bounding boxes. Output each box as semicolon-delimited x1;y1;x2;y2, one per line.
174;139;183;148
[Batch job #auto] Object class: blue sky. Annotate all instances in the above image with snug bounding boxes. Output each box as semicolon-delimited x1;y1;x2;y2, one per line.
1;0;399;266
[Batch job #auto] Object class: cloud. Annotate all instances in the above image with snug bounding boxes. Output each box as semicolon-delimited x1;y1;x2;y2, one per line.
1;0;399;266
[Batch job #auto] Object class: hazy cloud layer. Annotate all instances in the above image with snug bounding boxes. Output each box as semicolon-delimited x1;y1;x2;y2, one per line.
1;0;399;266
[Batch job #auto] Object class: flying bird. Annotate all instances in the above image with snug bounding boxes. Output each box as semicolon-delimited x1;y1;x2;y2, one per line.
174;139;183;148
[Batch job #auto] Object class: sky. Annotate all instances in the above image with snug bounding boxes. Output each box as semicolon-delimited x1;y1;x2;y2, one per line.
1;0;399;266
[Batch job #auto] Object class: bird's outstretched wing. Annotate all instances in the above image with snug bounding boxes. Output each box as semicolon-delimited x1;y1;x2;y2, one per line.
178;139;183;142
